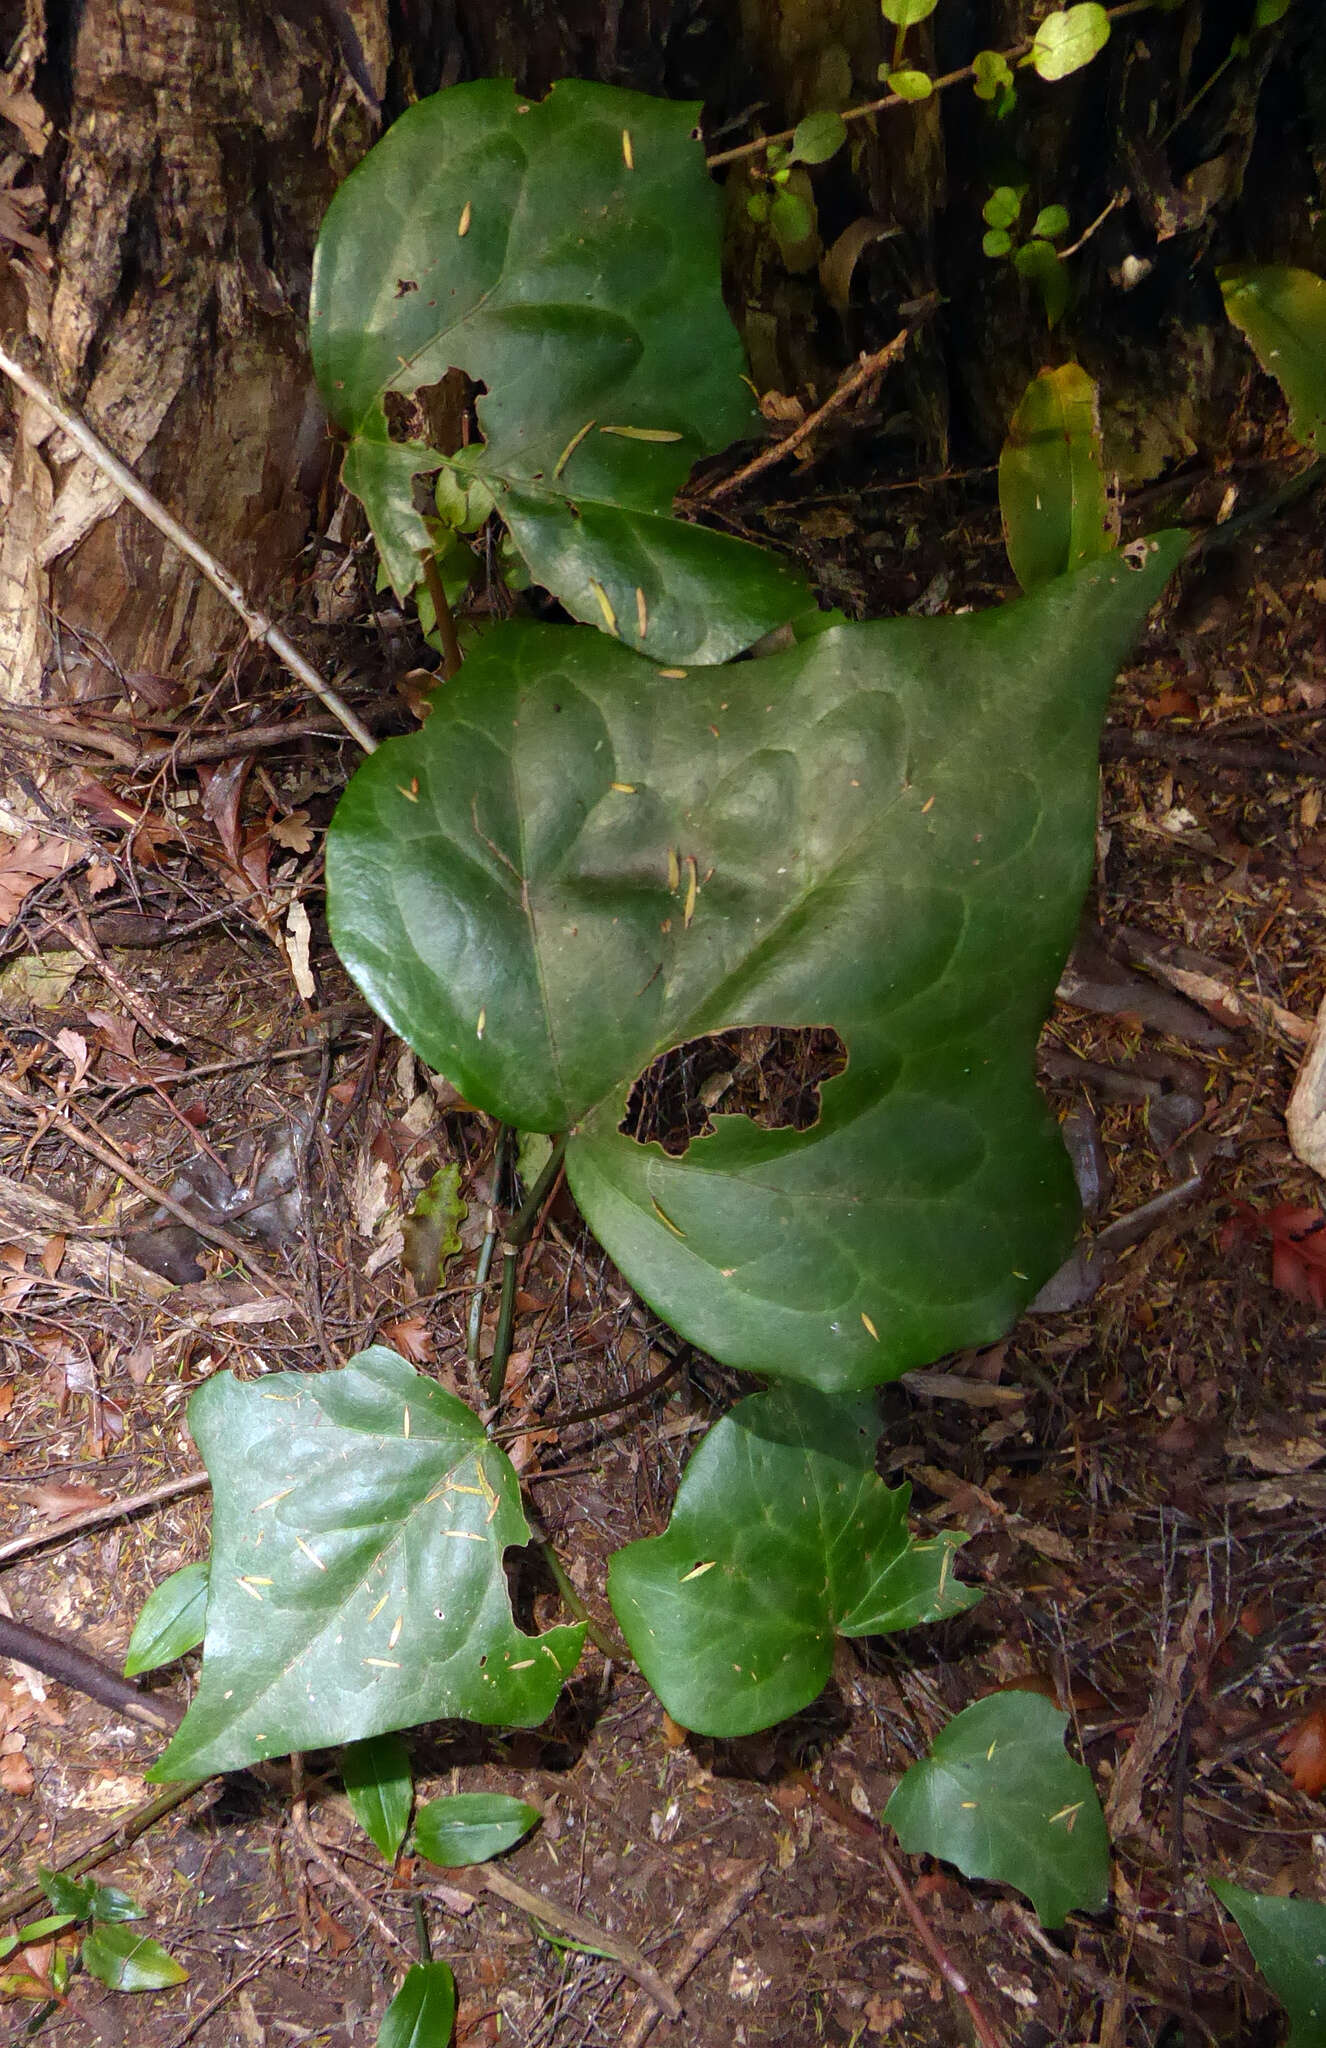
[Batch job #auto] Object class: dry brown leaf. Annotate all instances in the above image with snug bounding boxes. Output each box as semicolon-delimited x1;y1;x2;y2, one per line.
0;1749;34;1794
39;1234;65;1280
1278;1705;1326;1796
20;1480;111;1521
379;1313;435;1364
271;809;315;853
0;830;78;921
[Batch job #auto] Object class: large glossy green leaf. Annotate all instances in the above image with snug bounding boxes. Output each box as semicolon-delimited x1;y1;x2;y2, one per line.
327;538;1185;1390
1210;1882;1326;2048
377;1962;457;2048
149;1351;584;1780
124;1561;209;1676
999;365;1113;592
344;1733;414;1862
607;1388;978;1736
884;1691;1110;1927
310;79;805;664
1220;265;1326;453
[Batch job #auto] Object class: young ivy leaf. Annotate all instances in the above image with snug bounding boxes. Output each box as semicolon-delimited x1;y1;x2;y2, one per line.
1031;203;1070;241
148;1351;585;1780
1209;1882;1326;2047
327;542;1184;1393
123;1560;209;1677
972;50;1014;100
311;79;807;665
81;1927;188;1993
880;0;937;21
377;1962;457;2048
414;1793;541;1867
884;1691;1110;1928
787;110;847;165
982;186;1022;229
1219;265;1326;454
343;1733;414;1863
608;1387;979;1736
885;70;934;101
1030;3;1111;81
999;364;1114;594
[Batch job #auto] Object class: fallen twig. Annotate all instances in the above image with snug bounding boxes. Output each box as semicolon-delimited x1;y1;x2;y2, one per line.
702;316;930;503
0;1778;212;1925
480;1864;682;2020
0;1077;294;1298
0;340;376;756
619;1859;766;2048
0;1611;183;1733
0;1469;209;1569
289;1753;414;1965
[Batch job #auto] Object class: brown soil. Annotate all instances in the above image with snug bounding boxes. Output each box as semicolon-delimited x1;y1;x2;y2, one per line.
0;458;1323;2048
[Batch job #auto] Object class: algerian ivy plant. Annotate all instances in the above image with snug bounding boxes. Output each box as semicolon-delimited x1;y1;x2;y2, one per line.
147;70;1185;1777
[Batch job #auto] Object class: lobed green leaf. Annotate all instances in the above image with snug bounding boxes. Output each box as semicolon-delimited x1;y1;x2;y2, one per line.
608;1387;978;1735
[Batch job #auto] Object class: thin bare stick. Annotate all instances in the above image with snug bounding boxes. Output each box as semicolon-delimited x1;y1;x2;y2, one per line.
480;1865;682;2020
289;1754;414;1964
0;1611;183;1732
0;341;376;756
704;0;1156;168
53;888;185;1048
0;1078;293;1298
0;1777;212;1924
619;1860;766;2048
163;1944;286;2048
703;315;929;502
0;1469;210;1569
876;1840;1009;2048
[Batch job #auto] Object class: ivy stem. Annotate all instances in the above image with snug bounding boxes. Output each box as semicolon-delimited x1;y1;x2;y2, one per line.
536;1536;633;1664
704;0;1156;169
486;1134;567;1406
418;548;465;680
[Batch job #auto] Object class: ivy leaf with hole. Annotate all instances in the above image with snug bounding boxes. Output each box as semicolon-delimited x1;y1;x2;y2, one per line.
884;1691;1110;1927
327;539;1184;1391
149;1350;585;1780
608;1387;978;1736
1210;1882;1326;2048
311;79;806;664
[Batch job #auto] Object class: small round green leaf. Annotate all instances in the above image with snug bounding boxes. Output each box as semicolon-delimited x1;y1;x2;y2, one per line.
377;1961;458;2048
1031;4;1111;81
1031;203;1070;240
609;1389;979;1736
124;1562;208;1678
982;186;1022;229
886;69;933;101
1209;1882;1326;2047
1014;238;1071;325
972;49;1013;99
880;0;937;21
746;190;771;224
788;111;847;165
884;1691;1110;1927
1220;264;1326;453
81;1926;188;1993
1253;0;1292;22
414;1793;541;1868
343;1734;414;1863
770;187;815;247
982;227;1013;258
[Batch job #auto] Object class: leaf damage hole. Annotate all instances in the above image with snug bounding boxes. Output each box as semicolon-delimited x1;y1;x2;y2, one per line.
620;1025;847;1156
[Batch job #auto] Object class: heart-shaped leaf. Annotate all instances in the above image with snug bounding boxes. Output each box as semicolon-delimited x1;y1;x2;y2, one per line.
124;1560;208;1677
1220;265;1326;454
327;538;1185;1390
884;1690;1110;1927
311;78;806;663
1031;4;1111;81
1000;365;1113;592
377;1961;457;2048
414;1792;541;1867
149;1351;584;1780
343;1734;414;1862
1210;1881;1326;2048
607;1387;978;1736
81;1926;188;1992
